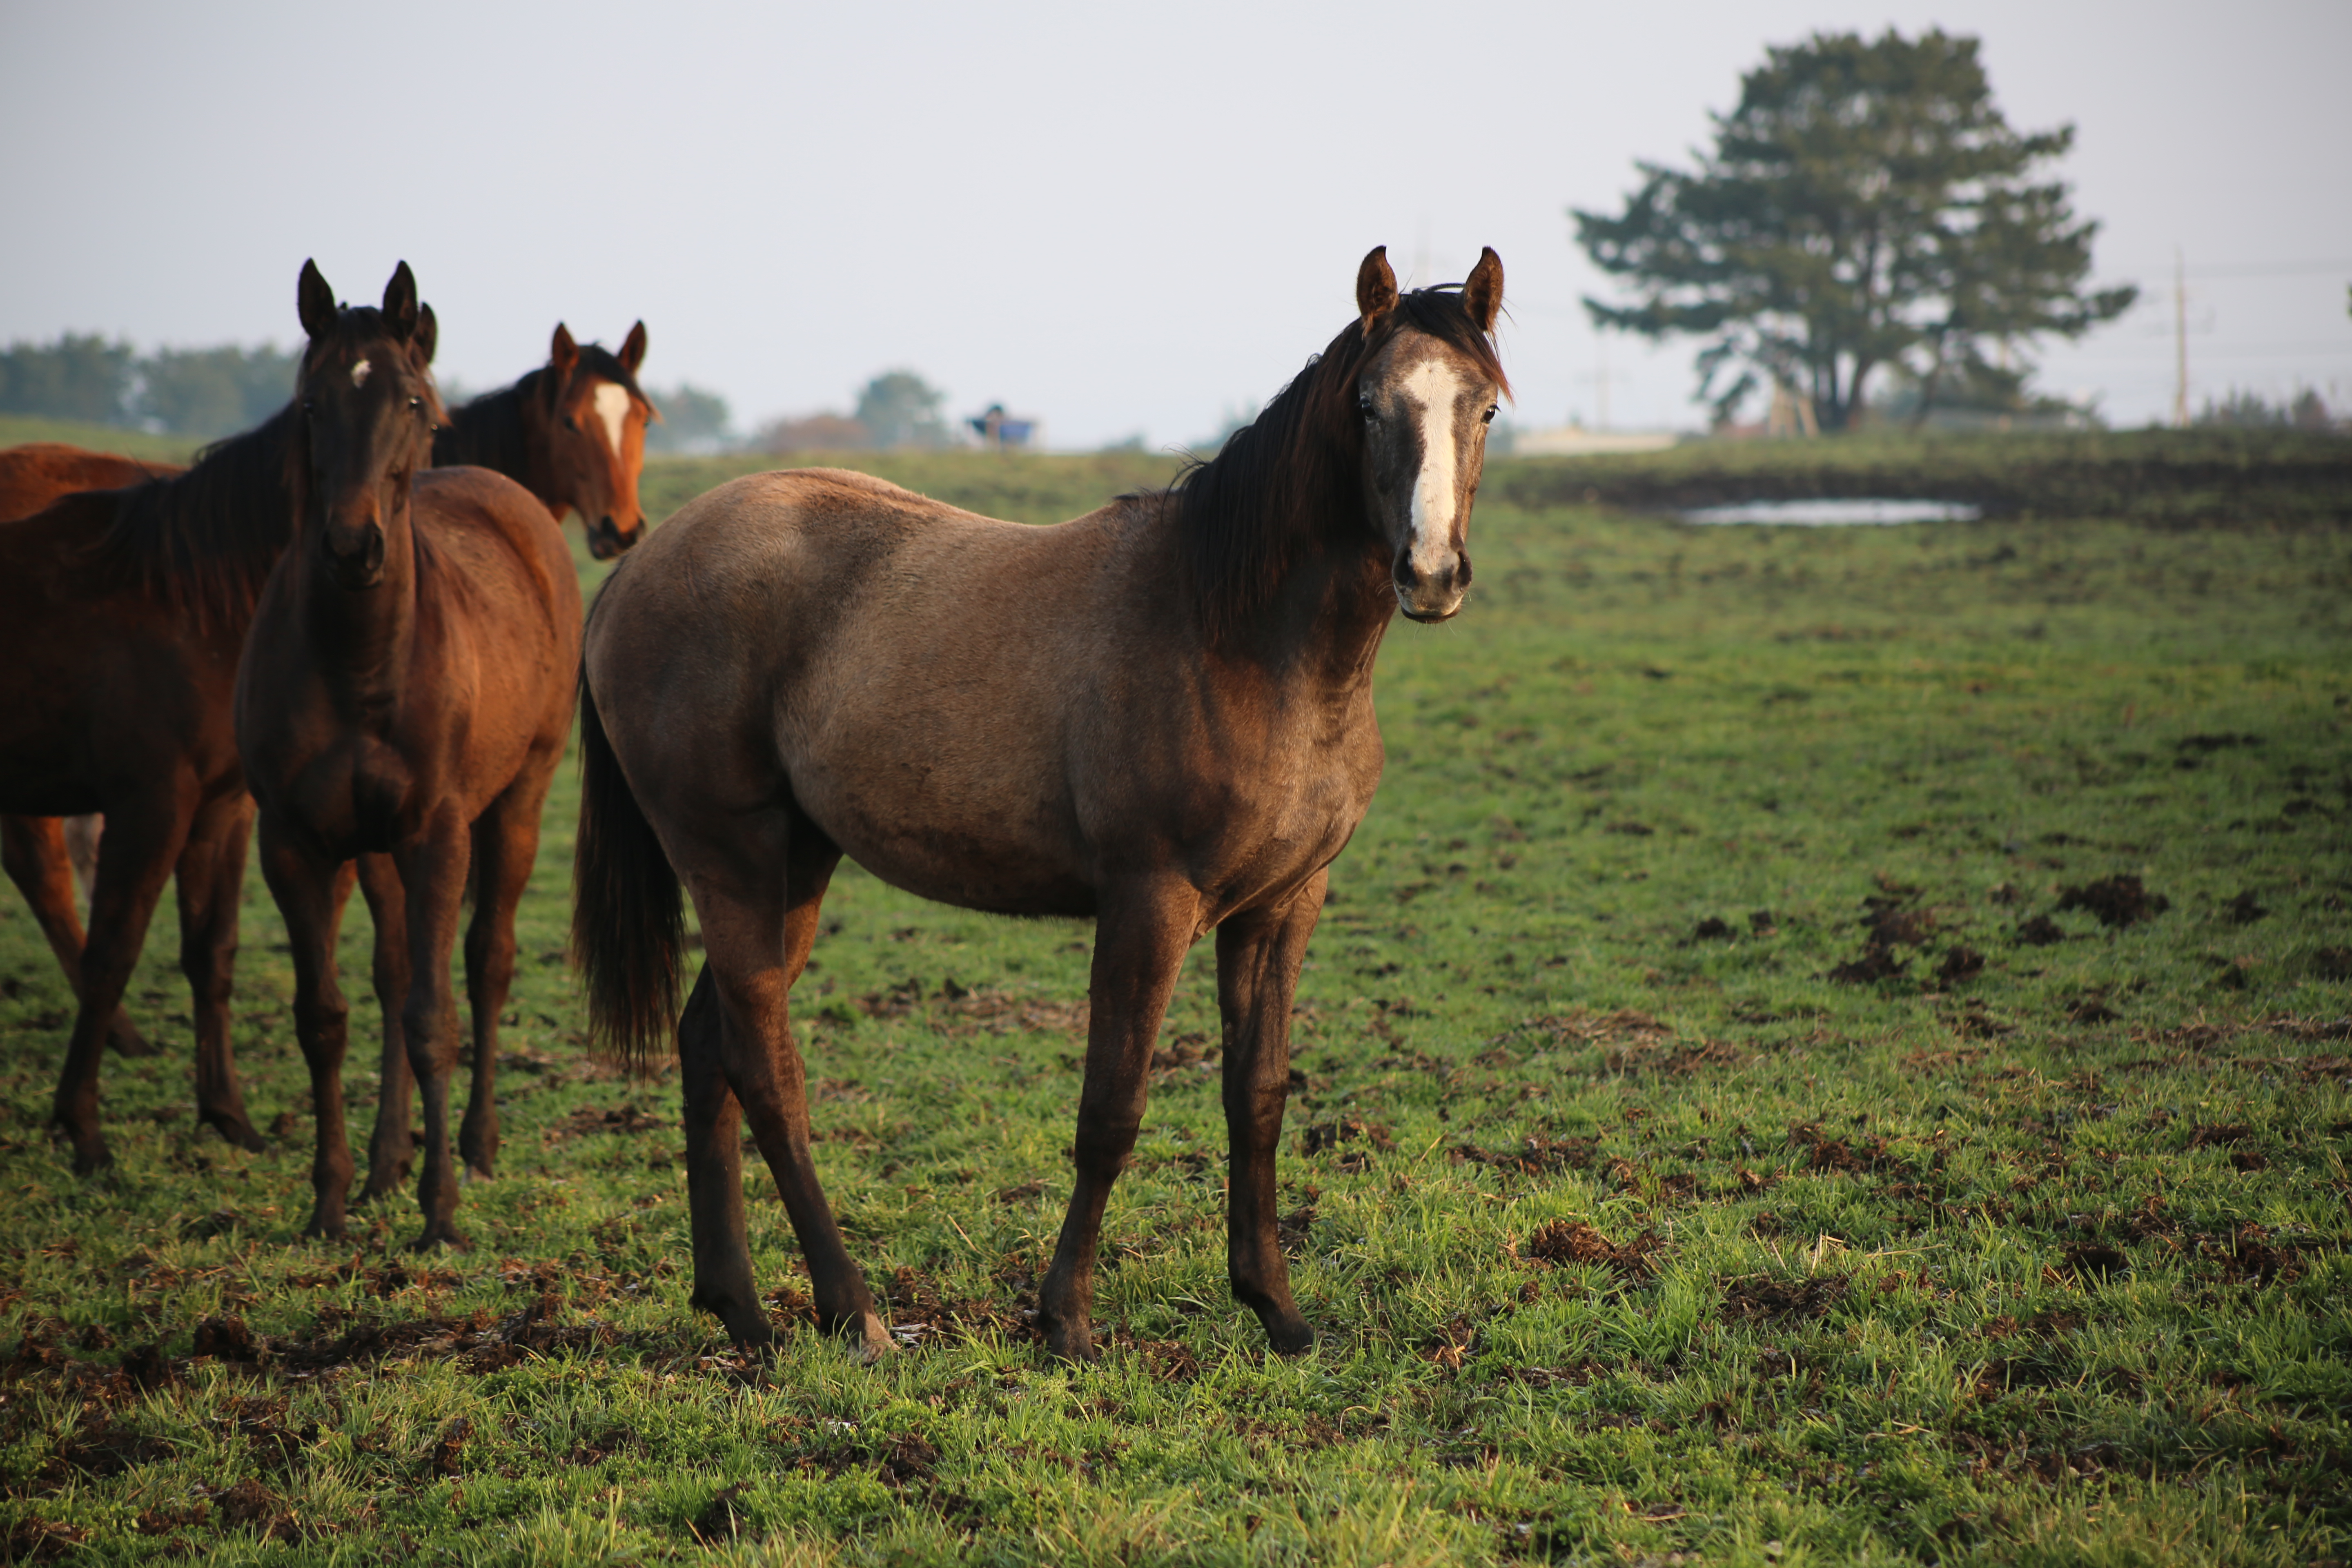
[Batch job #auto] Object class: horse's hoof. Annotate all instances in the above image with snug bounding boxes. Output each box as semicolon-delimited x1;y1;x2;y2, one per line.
105;1018;158;1059
1263;1314;1315;1356
356;1176;405;1204
204;1111;267;1154
844;1311;891;1364
303;1216;347;1242
463;1163;494;1185
407;1225;472;1253
1042;1321;1098;1364
63;1132;113;1176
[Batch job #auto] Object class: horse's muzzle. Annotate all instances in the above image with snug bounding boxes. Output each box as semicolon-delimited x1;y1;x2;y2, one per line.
587;516;641;561
327;523;386;590
1393;549;1470;622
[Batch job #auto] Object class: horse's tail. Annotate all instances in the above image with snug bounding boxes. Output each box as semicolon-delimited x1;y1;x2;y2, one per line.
571;667;684;1076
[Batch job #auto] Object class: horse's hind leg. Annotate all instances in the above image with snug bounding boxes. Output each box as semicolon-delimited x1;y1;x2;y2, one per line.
49;797;187;1173
677;965;771;1348
356;853;415;1200
457;759;555;1183
690;812;884;1355
1214;874;1324;1355
2;815;155;1059
175;792;262;1151
257;820;357;1237
1036;880;1196;1362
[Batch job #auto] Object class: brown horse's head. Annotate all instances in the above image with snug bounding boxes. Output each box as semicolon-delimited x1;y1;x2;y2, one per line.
1351;246;1508;623
292;259;443;591
531;321;656;560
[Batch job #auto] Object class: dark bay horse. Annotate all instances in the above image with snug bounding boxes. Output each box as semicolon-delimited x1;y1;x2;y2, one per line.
237;263;582;1247
0;262;438;1172
0;445;185;1059
574;246;1508;1359
434;322;656;560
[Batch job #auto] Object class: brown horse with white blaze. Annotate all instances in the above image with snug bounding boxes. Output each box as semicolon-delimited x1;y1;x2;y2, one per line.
433;323;656;560
572;246;1507;1359
237;263;581;1247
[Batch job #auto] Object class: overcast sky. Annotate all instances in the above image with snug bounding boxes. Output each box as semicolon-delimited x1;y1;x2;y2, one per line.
4;0;2347;449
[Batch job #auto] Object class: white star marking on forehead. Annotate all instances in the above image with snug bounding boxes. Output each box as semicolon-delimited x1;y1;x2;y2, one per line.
350;359;371;388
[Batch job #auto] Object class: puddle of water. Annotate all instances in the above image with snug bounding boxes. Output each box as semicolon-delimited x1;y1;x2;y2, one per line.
1681;498;1983;526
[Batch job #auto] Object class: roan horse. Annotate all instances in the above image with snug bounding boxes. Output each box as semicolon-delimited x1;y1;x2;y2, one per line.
237;262;581;1247
574;246;1507;1359
0;263;438;1172
0;446;184;1060
433;322;657;561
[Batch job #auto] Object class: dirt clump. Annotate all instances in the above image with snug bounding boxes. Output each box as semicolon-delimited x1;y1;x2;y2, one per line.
2054;875;2170;928
1522;1219;1662;1277
545;1102;668;1143
1688;916;1735;942
1298;1115;1394;1158
2060;1243;2129;1281
2314;947;2352;982
1718;1274;1851;1323
1936;945;1986;985
2224;891;2268;924
2016;914;2065;946
1828;944;1907;984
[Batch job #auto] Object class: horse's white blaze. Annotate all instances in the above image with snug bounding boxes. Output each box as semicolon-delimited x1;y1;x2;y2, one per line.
592;382;630;459
1400;359;1466;578
350;359;371;388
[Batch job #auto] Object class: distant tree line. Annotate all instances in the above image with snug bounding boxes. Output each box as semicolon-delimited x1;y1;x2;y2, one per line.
2193;387;2340;432
0;333;299;439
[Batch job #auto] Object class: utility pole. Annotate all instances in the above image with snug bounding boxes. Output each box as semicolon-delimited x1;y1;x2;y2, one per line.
1597;332;1611;432
2172;247;2189;428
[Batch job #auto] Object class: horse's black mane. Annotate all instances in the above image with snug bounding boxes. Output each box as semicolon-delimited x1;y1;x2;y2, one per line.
1169;285;1509;639
435;377;532;474
94;405;299;628
434;343;650;474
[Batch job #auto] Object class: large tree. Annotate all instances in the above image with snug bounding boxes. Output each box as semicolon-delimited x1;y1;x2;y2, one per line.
1574;29;2135;431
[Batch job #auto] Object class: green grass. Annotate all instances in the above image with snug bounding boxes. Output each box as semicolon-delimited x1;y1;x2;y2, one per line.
0;456;2346;1565
0;416;200;466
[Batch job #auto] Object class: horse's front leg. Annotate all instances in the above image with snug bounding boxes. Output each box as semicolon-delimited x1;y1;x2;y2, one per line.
457;762;554;1182
354;853;414;1200
256;820;356;1236
174;792;263;1151
1037;880;1197;1362
394;816;473;1250
1216;872;1325;1355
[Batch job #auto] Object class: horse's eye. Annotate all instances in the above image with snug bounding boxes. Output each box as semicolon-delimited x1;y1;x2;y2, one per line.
564;416;578;431
301;398;315;415
1358;396;1376;421
1482;405;1498;424
409;396;424;412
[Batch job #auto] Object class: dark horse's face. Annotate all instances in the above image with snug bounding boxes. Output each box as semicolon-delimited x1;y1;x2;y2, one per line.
293;259;442;591
537;321;655;560
1352;247;1507;623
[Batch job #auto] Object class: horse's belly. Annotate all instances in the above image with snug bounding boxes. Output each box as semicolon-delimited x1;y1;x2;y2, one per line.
800;775;1094;917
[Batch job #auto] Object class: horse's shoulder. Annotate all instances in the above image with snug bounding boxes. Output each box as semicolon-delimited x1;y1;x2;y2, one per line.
412;466;575;598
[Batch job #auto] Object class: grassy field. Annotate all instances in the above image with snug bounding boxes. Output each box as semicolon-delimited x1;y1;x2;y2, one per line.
0;449;2346;1565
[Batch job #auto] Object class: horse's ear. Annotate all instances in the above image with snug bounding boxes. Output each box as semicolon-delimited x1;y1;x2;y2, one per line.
415;303;439;365
297;259;337;340
1463;247;1504;334
1356;246;1399;328
381;262;420;340
550;323;579;380
618;321;647;374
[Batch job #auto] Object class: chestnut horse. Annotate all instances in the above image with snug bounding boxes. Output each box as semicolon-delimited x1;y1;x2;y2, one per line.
0;446;183;1059
237;263;581;1247
0;262;438;1172
574;247;1507;1358
434;321;657;561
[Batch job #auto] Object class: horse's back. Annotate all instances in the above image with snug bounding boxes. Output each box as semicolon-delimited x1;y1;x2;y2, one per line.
414;464;582;624
0;444;177;526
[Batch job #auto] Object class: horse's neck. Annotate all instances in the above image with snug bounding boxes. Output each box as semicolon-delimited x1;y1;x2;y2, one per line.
298;508;424;715
1197;508;1395;695
439;384;542;498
